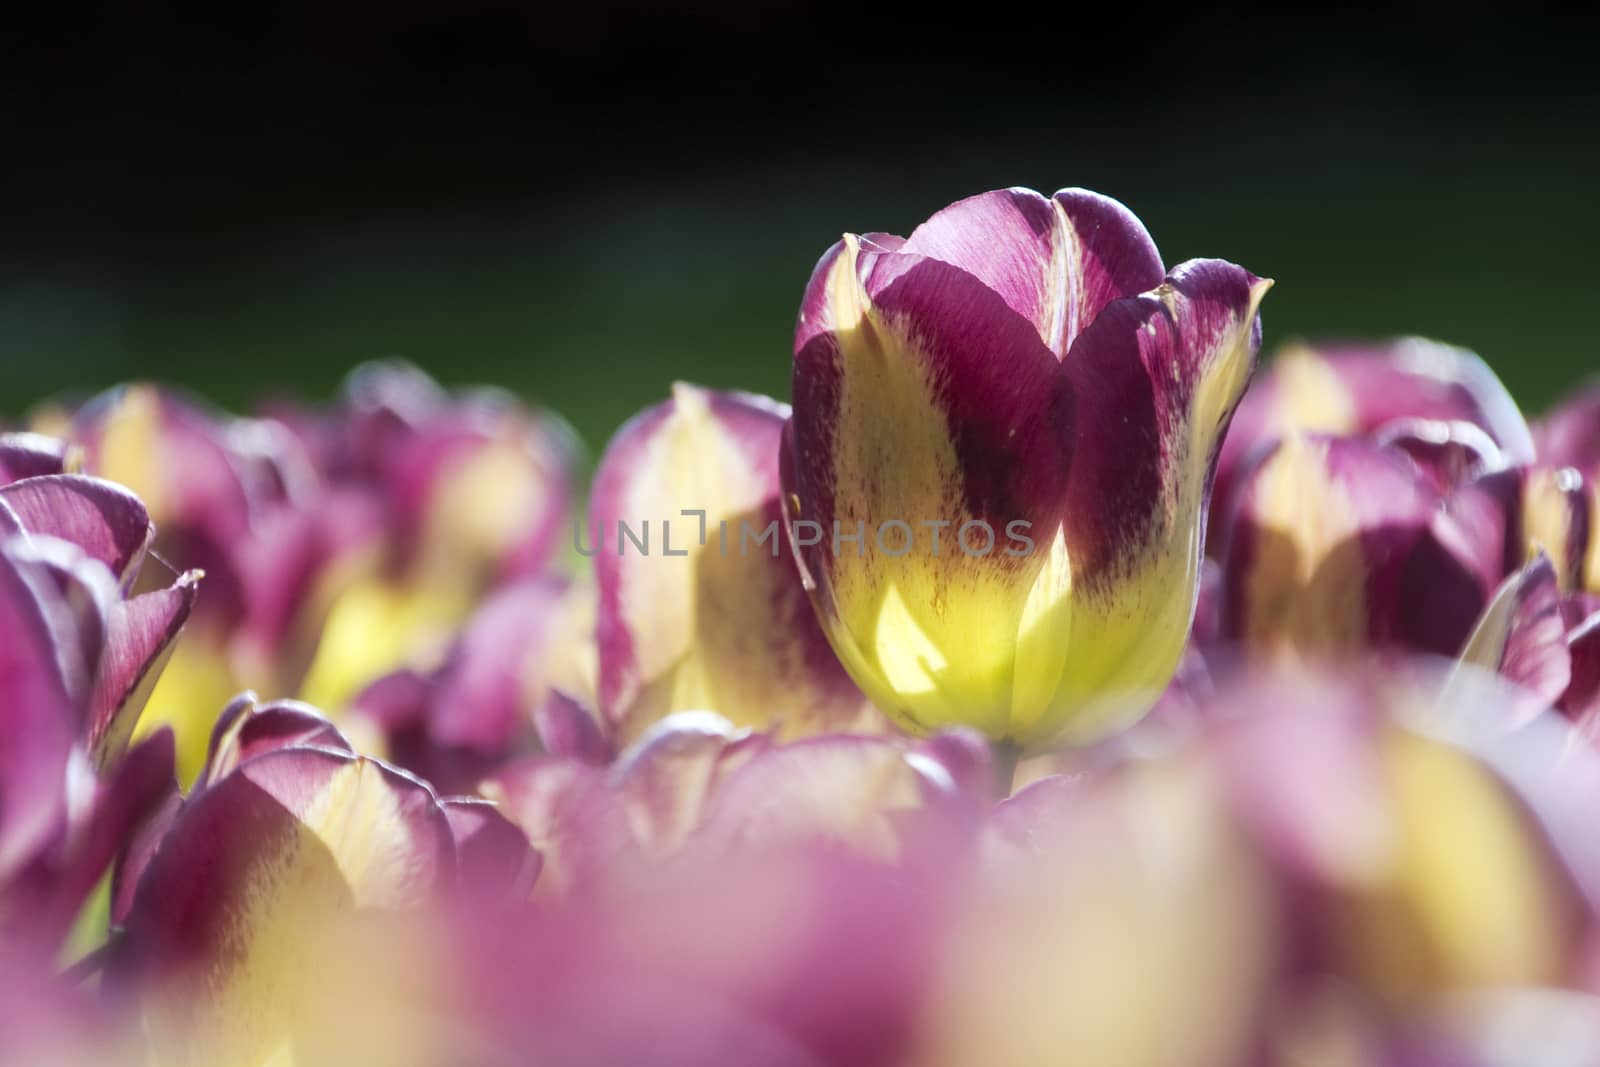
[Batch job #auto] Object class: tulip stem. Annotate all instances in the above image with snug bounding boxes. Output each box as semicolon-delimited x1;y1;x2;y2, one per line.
991;740;1021;801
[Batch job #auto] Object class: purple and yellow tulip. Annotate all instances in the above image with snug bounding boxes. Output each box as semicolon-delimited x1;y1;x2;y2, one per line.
112;697;536;1066
784;187;1269;747
1211;336;1536;541
0;464;193;958
590;383;875;741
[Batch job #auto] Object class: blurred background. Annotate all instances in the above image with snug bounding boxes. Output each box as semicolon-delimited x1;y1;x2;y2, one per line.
3;4;1594;458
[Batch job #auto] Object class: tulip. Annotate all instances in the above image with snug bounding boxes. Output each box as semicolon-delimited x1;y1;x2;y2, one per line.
0;470;193;959
784;186;1269;749
113;697;538;1066
589;383;876;741
1218;424;1598;675
1211;336;1535;543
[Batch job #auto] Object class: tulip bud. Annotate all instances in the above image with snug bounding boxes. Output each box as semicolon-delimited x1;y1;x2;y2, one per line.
785;187;1268;748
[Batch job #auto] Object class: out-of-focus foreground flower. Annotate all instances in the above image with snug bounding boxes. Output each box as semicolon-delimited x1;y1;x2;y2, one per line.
0;451;193;963
785;187;1270;749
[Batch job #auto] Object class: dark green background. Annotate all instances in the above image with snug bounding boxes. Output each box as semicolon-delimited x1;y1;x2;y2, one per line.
4;7;1594;466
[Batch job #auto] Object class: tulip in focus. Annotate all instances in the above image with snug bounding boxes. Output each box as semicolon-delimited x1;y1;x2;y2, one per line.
784;187;1270;749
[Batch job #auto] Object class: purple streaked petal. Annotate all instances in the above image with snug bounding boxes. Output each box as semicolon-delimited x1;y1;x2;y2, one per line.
533;689;614;765
693;735;945;855
0;474;154;587
87;570;201;765
1455;554;1571;718
441;796;541;897
26;728;175;948
896;186;1163;354
1211;337;1535;554
1028;260;1266;740
120;747;456;1063
595;384;869;739
0;432;67;486
1222;434;1440;653
429;576;567;754
1561;614;1600;745
199;696;354;789
787;243;1076;738
1374;417;1506;493
0;543;81;883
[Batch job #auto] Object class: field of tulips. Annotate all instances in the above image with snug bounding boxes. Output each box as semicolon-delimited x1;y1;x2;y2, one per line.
7;186;1600;1065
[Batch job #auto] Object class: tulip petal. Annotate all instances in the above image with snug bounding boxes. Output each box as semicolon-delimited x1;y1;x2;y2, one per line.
122;747;455;1066
0;432;67;486
1560;614;1600;743
1455;554;1571;715
595;384;870;739
1212;337;1534;545
895;187;1164;353
788;242;1076;737
1030;260;1267;741
441;796;542;896
1373;417;1506;492
533;688;614;765
695;735;950;858
200;698;354;789
430;576;567;753
0;474;154;586
1536;380;1600;473
1222;434;1438;655
87;570;201;764
28;728;176;947
0;542;81;884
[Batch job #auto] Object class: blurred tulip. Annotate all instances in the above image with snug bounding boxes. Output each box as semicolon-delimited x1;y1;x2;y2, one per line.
113;697;537;1066
925;664;1600;1066
292;362;577;711
1212;336;1535;545
590;384;874;741
1219;427;1599;680
62;367;576;780
486;710;984;894
347;575;598;792
785;187;1269;749
0;470;192;960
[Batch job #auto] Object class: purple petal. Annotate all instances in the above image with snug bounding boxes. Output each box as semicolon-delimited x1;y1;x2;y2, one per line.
1211;337;1534;553
87;570;201;764
430;576;567;754
199;696;354;789
0;474;154;586
1221;434;1440;652
441;796;541;896
1374;417;1506;493
1536;380;1600;473
1456;554;1571;716
595;385;869;738
0;432;67;486
0;543;80;883
29;728;175;947
533;689;614;765
895;186;1164;354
